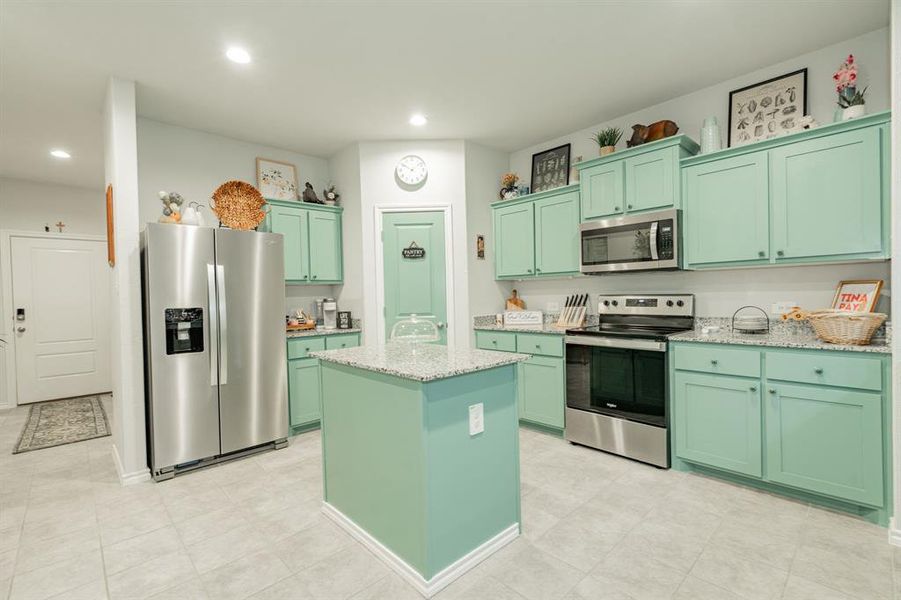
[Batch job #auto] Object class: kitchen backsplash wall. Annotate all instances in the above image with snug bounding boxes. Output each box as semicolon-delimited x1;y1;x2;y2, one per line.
492;261;891;318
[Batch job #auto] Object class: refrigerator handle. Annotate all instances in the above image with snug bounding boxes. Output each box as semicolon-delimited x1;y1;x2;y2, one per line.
216;264;228;385
206;264;219;386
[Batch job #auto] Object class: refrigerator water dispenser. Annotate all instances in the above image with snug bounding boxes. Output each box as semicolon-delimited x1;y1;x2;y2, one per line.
165;308;204;354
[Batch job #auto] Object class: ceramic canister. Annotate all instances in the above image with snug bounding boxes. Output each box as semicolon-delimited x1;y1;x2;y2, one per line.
700;116;723;154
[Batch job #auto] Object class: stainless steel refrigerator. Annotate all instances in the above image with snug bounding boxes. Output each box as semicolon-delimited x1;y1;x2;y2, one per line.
142;224;288;481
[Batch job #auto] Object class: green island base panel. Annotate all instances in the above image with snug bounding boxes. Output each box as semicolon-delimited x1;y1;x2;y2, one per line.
319;362;521;597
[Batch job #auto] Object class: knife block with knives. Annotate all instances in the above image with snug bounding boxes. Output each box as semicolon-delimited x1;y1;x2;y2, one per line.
555;293;589;328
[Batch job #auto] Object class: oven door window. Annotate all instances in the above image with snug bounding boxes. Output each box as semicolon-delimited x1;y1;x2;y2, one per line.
566;344;665;426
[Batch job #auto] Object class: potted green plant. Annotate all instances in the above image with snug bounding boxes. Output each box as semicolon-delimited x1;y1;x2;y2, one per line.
591;127;623;156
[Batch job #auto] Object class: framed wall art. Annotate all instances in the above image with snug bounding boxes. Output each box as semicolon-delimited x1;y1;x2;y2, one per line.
831;279;883;312
256;157;298;201
530;143;570;193
728;68;807;147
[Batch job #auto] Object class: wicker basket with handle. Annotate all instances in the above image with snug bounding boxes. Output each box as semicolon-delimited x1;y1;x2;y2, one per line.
805;309;887;345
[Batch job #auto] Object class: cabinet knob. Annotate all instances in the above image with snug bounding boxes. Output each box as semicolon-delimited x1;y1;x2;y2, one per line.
710;359;718;365
776;250;784;257
303;275;309;280
758;251;765;257
749;386;757;392
614;206;620;211
768;388;777;394
627;204;633;209
527;268;533;273
536;268;542;273
312;275;318;280
814;367;824;375
492;340;497;344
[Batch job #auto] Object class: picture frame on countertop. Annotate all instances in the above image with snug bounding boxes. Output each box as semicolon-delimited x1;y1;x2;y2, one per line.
831;279;883;312
337;311;352;329
530;143;571;193
256;157;299;201
727;68;807;147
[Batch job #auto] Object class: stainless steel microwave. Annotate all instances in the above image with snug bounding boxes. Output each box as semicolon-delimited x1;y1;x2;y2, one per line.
580;209;680;274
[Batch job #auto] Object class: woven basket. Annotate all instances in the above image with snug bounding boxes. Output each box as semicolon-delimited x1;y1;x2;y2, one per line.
806;310;887;345
211;180;267;230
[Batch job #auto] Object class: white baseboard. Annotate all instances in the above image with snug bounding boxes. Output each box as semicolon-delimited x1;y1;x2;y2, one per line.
112;444;151;485
889;518;901;547
322;502;519;598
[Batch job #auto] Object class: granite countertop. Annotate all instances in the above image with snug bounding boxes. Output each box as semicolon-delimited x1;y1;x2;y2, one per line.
286;328;362;338
473;323;567;335
309;342;529;382
670;326;891;354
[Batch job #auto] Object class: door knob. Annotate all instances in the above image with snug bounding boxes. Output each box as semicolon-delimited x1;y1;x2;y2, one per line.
16;326;25;333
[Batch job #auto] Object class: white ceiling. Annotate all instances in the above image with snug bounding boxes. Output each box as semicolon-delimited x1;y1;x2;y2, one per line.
0;1;890;190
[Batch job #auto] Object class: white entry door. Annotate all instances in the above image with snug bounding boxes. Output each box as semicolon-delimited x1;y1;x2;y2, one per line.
11;236;111;404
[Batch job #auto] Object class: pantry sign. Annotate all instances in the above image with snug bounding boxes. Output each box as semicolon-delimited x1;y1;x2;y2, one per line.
831;280;883;313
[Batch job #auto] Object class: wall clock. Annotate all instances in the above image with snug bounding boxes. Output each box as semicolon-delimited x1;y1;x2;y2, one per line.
395;155;428;187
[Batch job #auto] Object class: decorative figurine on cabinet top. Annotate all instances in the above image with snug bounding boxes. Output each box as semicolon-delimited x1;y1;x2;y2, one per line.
302;182;324;204
626;120;679;147
499;172;520;200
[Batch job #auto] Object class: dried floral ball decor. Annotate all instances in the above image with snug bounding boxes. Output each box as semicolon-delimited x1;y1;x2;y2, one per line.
211;180;267;230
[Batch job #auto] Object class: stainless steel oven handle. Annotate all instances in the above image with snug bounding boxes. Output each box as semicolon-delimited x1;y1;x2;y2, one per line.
649;221;659;260
565;336;666;352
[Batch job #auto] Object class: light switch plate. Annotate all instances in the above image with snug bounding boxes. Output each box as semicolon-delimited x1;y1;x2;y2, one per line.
469;403;484;436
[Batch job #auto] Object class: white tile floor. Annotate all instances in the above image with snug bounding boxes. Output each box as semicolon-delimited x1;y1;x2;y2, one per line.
0;403;898;600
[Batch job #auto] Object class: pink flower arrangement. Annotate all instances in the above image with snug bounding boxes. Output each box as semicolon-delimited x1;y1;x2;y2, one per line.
833;54;857;94
833;54;867;108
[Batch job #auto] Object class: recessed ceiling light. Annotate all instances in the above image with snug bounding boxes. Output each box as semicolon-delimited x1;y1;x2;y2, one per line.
50;149;71;159
409;113;428;126
226;46;251;64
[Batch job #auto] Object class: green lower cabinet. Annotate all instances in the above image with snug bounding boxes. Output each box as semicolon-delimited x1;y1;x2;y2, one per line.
287;333;360;431
765;383;884;507
673;371;762;477
288;358;321;428
518;355;565;430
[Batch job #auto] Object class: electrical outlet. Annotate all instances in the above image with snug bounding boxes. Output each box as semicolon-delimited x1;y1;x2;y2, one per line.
547;302;560;312
771;301;797;315
469;403;484;436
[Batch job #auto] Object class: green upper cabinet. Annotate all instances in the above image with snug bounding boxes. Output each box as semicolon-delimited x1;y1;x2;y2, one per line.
534;190;580;276
262;200;344;284
681;111;890;269
624;147;677;212
307;209;343;282
683;151;770;267
770;126;883;262
492;184;579;280
673;371;762;478
268;204;309;281
580;160;624;219
765;383;884;507
494;201;535;278
576;135;699;221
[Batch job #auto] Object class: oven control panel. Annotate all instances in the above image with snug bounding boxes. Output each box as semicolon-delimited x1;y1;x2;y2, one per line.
597;294;694;317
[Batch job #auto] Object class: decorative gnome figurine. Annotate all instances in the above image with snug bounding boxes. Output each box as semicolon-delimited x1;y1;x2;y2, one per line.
158;191;185;224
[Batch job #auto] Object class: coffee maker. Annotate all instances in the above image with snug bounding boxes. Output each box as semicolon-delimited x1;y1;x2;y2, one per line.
322;298;338;330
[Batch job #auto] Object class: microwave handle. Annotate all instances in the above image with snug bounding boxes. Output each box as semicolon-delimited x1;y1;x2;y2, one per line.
649;221;659;260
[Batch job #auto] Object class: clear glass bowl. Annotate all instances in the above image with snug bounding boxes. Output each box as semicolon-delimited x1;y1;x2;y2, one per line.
389;314;440;343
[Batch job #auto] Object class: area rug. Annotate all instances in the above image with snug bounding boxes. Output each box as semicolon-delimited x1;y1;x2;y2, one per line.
13;395;111;454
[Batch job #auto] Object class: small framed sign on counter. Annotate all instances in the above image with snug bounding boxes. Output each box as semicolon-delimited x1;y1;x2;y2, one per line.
503;310;543;327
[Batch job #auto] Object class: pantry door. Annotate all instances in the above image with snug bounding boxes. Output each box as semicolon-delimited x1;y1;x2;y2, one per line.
382;211;448;345
11;236;111;404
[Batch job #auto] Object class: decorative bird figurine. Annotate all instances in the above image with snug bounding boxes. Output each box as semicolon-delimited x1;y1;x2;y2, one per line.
302;182;323;204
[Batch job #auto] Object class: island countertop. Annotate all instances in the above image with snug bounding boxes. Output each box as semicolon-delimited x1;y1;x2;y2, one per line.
309;342;529;382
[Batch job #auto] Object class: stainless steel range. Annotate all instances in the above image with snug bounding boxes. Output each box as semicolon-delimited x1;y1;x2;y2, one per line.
564;294;694;468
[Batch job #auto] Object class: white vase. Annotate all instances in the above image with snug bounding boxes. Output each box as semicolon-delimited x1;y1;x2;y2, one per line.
700;116;723;154
842;105;866;120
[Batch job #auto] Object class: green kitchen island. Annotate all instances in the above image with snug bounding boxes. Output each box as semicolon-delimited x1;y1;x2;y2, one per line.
309;342;528;597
